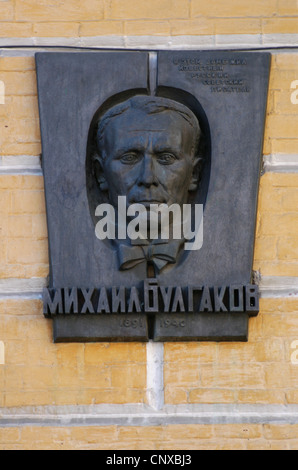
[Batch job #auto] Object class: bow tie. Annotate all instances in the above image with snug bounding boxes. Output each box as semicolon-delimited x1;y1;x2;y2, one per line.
118;239;182;273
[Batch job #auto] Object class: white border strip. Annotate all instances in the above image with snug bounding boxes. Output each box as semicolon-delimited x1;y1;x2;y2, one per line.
258;276;298;298
2;404;298;427
0;33;298;53
1;154;298;176
146;342;164;411
0;278;46;299
263;154;298;173
0;155;42;176
4;154;296;176
1;276;298;299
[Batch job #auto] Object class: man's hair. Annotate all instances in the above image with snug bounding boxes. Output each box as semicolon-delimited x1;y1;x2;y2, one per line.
95;95;202;159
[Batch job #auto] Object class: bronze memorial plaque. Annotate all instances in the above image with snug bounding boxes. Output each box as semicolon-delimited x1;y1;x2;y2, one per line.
36;50;271;342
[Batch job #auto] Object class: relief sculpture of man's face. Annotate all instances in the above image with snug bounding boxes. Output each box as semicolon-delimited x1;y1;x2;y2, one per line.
94;96;202;212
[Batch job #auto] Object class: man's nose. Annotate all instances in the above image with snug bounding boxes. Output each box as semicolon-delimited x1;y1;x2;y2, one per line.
137;154;158;188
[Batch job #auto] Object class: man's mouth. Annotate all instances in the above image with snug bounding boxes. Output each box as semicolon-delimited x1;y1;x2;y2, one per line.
129;195;167;205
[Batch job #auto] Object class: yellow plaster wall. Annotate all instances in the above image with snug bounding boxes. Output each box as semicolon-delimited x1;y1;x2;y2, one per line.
0;0;297;38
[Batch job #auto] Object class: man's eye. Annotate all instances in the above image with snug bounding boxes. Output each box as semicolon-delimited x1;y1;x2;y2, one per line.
120;153;140;164
157;153;177;165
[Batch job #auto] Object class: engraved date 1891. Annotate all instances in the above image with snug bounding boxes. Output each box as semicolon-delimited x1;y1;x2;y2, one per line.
119;318;144;329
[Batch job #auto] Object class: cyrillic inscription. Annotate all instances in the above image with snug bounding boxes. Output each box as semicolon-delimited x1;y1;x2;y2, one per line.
173;56;250;93
43;281;259;317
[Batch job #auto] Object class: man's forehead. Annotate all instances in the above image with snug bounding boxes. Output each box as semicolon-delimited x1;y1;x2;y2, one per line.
107;129;185;153
104;107;195;135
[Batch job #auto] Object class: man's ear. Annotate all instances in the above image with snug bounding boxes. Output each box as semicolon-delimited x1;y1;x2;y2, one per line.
93;154;109;192
188;156;204;192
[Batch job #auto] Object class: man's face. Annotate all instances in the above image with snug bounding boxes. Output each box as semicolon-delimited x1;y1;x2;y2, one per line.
99;107;198;209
